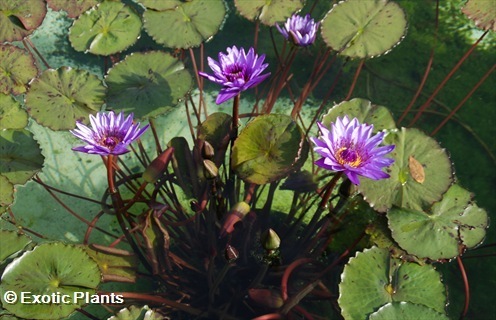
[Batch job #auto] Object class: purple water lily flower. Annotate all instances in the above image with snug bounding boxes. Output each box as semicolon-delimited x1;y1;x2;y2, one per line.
276;14;320;47
311;116;395;185
199;46;270;105
70;111;149;156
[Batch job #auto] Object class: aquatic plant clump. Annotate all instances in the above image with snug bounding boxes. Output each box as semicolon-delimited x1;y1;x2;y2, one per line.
311;116;395;185
199;46;271;104
0;0;493;319
276;13;320;47
70;111;149;156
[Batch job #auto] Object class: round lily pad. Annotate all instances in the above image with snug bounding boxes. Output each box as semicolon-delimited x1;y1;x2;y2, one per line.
0;230;31;263
338;246;446;320
462;0;496;31
0;243;101;320
47;0;100;19
0;129;44;186
0;94;28;130
234;0;304;26
0;0;47;42
321;98;396;133
321;0;407;59
387;184;489;260
0;45;38;95
142;0;226;49
358;128;453;213
105;51;192;120
369;302;449;320
69;1;142;55
232;114;305;185
25;67;105;130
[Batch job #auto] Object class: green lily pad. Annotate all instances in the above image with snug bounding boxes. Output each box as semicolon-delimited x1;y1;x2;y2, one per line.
0;243;101;320
338;246;446;320
198;112;232;166
69;1;142;55
321;98;396;133
0;94;28;130
84;246;137;283
0;230;31;263
369;302;449;320
109;305;162;320
0;175;14;214
25;67;105;130
0;45;38;95
106;51;192;120
0;0;47;42
321;0;407;59
142;0;226;49
359;128;453;213
47;0;100;19
232;114;305;185
387;184;489;260
462;0;496;31
234;0;304;26
0;129;44;186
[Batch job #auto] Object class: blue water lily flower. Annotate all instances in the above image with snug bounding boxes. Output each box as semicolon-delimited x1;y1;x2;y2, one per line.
276;14;320;47
199;46;270;104
70;111;149;156
311;116;395;185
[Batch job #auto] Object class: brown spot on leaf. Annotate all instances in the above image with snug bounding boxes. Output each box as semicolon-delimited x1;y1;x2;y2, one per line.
408;155;425;183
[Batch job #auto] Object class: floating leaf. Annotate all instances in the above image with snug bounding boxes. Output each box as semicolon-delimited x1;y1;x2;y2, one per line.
0;94;28;130
25;67;105;130
142;0;226;49
0;0;47;42
462;0;496;31
232;114;305;185
338;246;446;320
359;128;453;212
321;98;396;133
106;51;192;120
0;230;31;263
198;112;232;166
388;184;489;260
69;1;142;55
0;243;101;320
84;246;137;283
0;129;44;186
321;0;407;59
109;305;162;320
0;175;14;214
47;0;100;19
369;302;449;320
0;45;38;95
234;0;304;26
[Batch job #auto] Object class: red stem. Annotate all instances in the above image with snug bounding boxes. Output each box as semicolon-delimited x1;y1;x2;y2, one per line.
430;63;495;136
397;0;440;125
408;30;489;127
344;59;365;101
457;256;470;318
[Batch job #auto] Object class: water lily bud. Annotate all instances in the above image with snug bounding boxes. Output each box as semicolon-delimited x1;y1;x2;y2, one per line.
219;201;251;238
261;228;281;251
203;159;218;179
143;147;174;183
225;244;239;263
202;141;215;159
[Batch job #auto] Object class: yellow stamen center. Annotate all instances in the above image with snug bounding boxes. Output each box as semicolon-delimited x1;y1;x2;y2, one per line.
336;146;362;168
